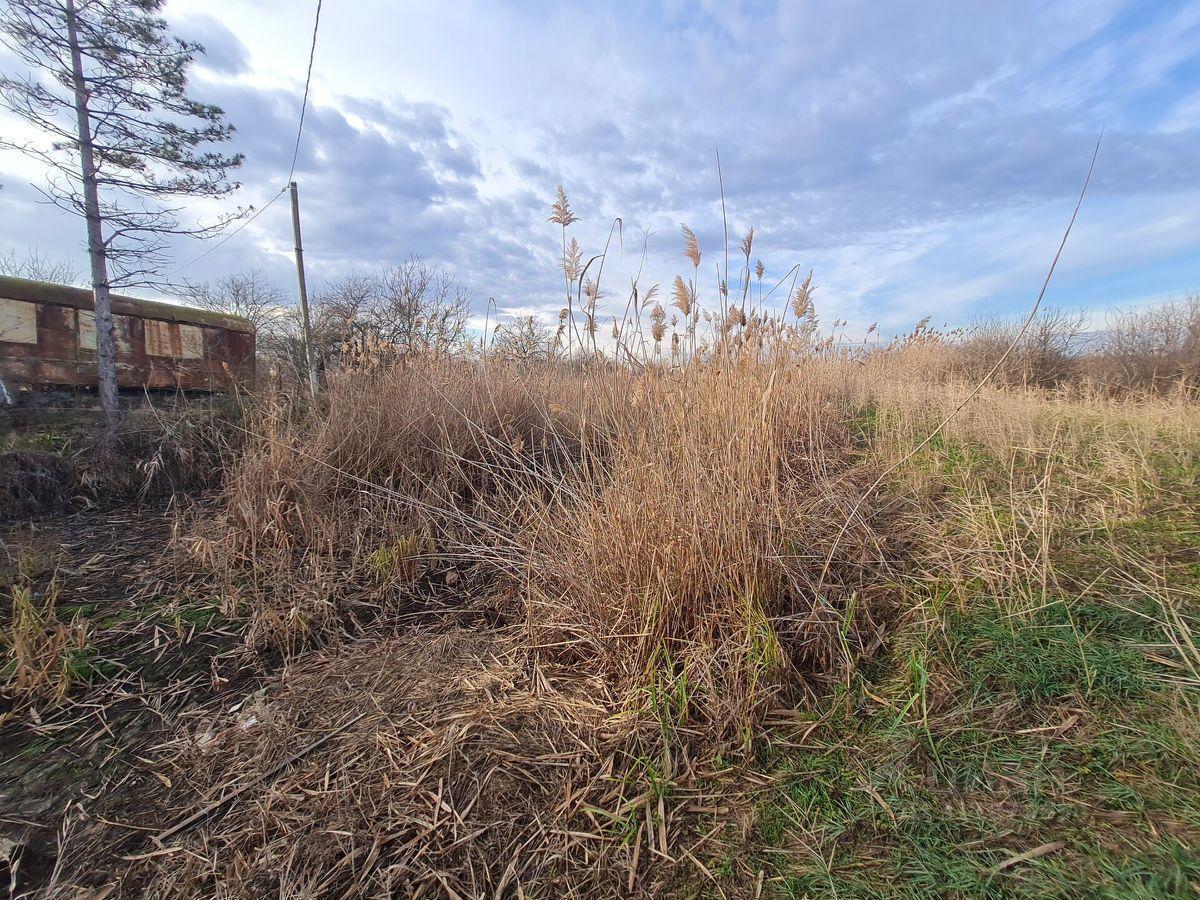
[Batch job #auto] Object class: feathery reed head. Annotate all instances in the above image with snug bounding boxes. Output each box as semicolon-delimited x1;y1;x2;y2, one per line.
562;236;582;281
672;274;693;318
790;269;816;321
681;224;701;269
583;277;600;309
548;185;580;227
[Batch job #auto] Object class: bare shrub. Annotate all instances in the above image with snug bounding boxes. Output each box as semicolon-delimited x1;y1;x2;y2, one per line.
952;308;1085;388
188;270;309;385
490;315;556;363
1086;295;1200;395
187;260;470;384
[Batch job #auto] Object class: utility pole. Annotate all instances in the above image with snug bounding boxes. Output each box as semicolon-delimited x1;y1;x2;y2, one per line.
289;181;319;398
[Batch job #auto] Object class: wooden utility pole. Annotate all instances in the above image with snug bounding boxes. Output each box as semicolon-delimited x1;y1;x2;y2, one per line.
289;181;319;398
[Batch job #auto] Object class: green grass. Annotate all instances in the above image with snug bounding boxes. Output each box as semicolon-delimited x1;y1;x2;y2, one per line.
756;687;1200;897
0;425;77;455
750;433;1200;898
946;602;1149;703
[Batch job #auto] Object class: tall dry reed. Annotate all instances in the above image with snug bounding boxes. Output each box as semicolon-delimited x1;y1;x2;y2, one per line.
204;355;909;741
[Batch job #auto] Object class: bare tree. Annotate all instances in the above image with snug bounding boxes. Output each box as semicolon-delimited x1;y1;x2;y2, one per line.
316;257;471;366
188;270;287;333
491;315;555;363
0;248;81;284
0;0;242;424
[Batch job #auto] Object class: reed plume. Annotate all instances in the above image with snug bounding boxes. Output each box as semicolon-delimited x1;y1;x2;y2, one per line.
563;237;582;281
548;185;579;226
672;274;692;318
682;224;701;269
790;269;815;322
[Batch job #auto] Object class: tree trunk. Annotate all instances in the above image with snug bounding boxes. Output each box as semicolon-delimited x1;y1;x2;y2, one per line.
65;0;119;428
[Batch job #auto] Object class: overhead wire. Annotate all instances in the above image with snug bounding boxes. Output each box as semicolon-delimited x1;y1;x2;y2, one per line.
287;0;323;184
170;0;324;278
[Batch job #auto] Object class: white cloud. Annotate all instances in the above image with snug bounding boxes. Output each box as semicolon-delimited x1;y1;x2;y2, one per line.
1;0;1198;330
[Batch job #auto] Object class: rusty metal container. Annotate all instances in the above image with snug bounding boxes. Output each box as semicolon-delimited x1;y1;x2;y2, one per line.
0;275;255;394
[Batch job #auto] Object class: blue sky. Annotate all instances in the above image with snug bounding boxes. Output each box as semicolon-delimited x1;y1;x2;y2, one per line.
1;0;1199;335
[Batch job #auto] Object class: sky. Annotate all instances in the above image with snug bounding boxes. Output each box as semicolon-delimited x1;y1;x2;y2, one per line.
1;0;1199;337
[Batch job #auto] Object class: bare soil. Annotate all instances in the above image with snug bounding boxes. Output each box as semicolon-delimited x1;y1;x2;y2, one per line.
0;503;253;896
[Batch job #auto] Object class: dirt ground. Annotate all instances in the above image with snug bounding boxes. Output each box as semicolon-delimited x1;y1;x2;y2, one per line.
1;502;698;898
0;501;258;895
0;388;859;896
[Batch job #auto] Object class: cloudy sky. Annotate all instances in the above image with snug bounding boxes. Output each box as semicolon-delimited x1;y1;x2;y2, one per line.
2;0;1199;336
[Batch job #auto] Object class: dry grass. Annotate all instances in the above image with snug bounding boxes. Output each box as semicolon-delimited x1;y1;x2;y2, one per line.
21;186;1200;896
139;630;610;897
199;357;908;732
1;580;90;708
142;187;1200;886
135;347;1200;896
129;338;916;894
518;363;902;739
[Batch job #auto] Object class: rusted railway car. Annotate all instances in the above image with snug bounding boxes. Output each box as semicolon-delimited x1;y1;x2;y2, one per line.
0;275;254;396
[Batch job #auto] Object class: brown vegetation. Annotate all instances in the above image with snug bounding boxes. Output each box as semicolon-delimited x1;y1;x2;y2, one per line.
3;187;1199;897
942;295;1200;396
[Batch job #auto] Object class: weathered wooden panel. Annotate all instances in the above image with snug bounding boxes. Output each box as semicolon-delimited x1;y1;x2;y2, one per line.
78;311;135;354
78;310;96;350
144;319;205;359
144;318;171;357
0;298;38;344
37;304;75;359
180;324;204;359
145;318;174;358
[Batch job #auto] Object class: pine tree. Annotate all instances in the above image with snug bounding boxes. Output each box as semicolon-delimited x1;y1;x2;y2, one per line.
0;0;243;424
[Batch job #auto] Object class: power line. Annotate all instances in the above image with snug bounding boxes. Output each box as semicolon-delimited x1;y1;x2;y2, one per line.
170;185;287;277
170;0;324;279
288;0;323;183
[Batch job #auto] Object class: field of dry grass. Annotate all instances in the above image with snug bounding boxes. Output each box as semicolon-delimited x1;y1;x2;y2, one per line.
3;196;1199;896
3;336;1197;897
